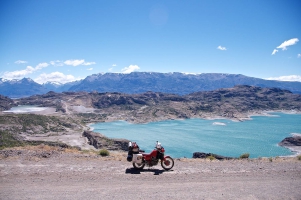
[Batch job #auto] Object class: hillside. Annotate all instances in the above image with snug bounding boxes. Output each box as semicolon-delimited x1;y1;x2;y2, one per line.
0;95;16;111
11;85;301;123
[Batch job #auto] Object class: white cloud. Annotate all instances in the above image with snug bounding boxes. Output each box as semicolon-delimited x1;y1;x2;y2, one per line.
87;68;93;71
108;67;113;72
36;62;49;69
271;49;278;55
217;46;227;51
50;60;64;66
121;65;140;73
15;60;28;64
298;54;301;58
34;72;80;84
2;66;35;79
266;75;301;82
64;59;96;66
112;64;117;67
1;62;50;79
82;62;96;66
64;59;85;66
277;38;299;50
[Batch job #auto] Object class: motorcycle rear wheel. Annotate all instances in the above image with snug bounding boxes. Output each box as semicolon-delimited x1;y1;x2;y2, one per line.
132;162;145;170
161;157;174;170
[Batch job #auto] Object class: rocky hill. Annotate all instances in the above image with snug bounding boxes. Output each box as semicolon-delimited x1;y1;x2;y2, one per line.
11;85;301;123
0;95;16;111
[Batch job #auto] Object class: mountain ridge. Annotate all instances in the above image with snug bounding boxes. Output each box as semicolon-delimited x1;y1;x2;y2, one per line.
0;72;301;98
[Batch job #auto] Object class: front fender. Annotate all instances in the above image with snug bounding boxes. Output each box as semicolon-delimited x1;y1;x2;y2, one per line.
163;155;172;160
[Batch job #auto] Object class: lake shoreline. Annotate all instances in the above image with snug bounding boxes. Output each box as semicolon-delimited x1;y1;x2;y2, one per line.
2;106;301;157
89;111;301;159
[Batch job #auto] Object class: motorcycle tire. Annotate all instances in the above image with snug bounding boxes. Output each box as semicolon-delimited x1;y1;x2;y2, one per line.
132;162;145;170
161;157;174;171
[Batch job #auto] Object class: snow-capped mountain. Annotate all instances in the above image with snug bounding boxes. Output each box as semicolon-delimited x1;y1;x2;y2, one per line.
1;72;301;98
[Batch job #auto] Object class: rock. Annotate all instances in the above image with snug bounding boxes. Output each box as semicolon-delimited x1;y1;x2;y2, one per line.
193;152;234;160
82;131;129;151
0;95;16;111
279;136;301;147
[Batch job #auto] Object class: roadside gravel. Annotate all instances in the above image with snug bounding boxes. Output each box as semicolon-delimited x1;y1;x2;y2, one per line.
0;147;300;200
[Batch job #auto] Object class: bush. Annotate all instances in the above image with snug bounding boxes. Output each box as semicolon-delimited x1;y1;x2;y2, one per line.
297;155;301;161
0;130;24;149
239;153;250;159
207;155;216;161
99;149;110;156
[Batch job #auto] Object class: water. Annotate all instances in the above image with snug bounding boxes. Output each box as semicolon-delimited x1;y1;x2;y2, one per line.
90;112;301;158
3;105;48;113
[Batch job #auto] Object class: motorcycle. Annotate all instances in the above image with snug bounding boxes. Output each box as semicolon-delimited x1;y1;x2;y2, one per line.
127;141;174;171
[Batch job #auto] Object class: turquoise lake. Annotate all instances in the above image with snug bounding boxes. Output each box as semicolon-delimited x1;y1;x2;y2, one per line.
90;113;301;158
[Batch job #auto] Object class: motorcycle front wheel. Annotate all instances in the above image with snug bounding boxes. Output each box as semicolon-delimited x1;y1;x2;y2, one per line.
161;157;174;170
132;162;145;170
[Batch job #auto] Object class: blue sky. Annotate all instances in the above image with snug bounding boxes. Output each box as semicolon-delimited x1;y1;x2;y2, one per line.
0;0;300;84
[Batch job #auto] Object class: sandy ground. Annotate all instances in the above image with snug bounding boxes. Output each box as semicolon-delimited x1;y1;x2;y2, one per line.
0;148;301;200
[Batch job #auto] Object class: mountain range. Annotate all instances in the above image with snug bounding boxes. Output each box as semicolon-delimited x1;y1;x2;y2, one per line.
1;72;301;98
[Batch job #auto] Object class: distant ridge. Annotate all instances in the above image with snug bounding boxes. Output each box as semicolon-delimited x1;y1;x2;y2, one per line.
69;72;301;95
0;72;301;98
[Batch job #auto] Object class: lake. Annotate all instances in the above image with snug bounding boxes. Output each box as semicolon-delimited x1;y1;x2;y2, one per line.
3;105;48;113
91;112;301;158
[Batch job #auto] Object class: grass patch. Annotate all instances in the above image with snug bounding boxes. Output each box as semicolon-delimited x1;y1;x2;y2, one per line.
239;153;250;159
0;130;25;150
99;149;110;156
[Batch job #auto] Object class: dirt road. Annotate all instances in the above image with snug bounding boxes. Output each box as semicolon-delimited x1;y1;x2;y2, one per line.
0;149;300;200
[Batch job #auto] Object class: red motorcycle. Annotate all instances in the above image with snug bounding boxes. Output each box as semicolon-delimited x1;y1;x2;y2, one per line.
127;141;174;171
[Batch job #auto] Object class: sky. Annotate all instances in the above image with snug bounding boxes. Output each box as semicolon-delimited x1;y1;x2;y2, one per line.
0;0;300;84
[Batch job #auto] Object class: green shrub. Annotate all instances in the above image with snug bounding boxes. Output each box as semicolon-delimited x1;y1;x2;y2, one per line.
99;149;110;156
207;155;216;161
297;155;301;161
269;157;273;162
239;153;250;159
0;131;24;149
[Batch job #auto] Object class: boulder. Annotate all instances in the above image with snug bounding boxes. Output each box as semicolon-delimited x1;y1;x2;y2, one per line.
279;136;301;147
193;152;234;160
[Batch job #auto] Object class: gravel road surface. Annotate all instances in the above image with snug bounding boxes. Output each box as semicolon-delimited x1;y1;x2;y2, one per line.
1;148;300;200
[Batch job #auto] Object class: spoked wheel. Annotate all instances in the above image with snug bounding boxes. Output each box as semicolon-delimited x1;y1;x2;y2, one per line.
161;157;174;170
132;162;145;170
